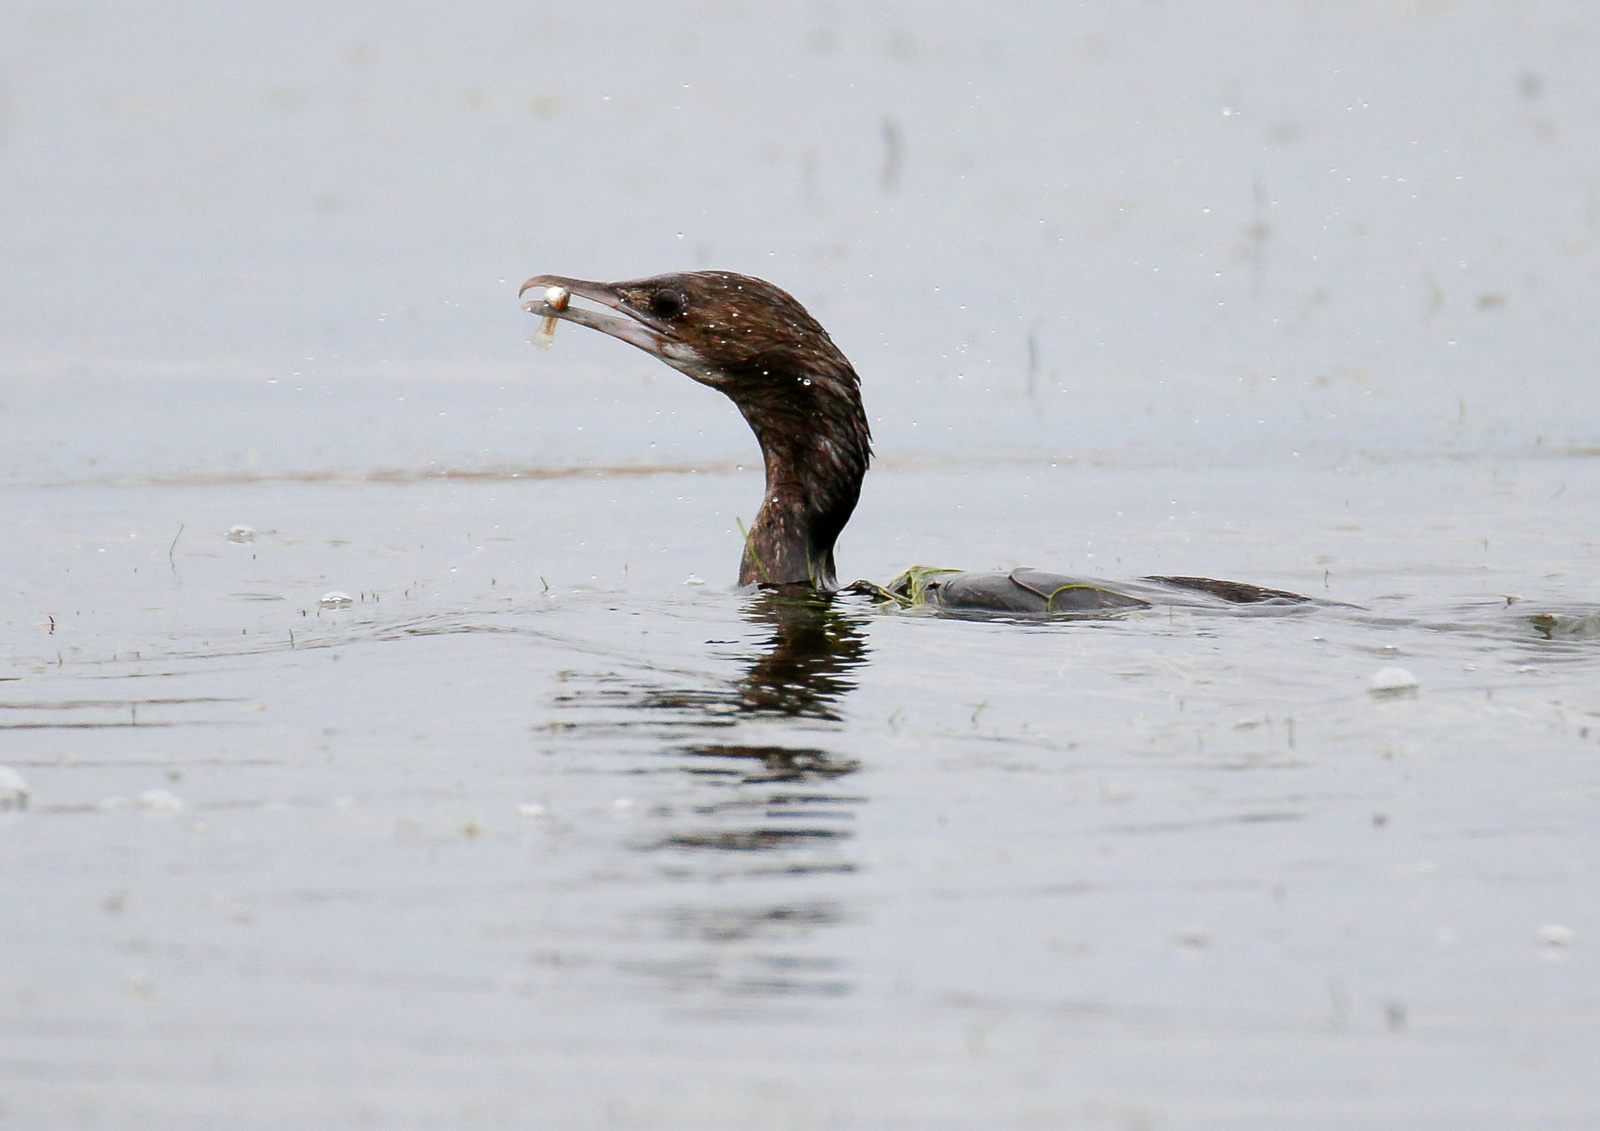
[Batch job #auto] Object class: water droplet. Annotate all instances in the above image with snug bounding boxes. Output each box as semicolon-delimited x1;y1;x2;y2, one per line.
320;591;353;609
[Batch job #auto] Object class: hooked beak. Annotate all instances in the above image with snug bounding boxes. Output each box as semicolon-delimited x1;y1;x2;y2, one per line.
519;274;670;358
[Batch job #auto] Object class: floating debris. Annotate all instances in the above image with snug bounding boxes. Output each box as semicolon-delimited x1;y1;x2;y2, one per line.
225;525;256;543
320;591;353;609
1369;667;1419;698
1531;611;1600;639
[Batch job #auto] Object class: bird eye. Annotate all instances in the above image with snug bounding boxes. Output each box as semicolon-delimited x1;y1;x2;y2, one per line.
649;291;686;320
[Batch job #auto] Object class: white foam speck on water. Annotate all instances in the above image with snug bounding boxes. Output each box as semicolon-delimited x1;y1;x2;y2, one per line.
1369;666;1420;696
319;591;353;609
225;525;256;543
135;789;185;812
0;768;29;809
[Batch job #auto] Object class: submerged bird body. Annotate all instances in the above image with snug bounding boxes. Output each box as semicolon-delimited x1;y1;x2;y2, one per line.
891;568;1308;615
520;270;1307;614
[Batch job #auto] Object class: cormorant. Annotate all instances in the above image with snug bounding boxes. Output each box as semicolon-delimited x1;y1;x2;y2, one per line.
521;270;1307;614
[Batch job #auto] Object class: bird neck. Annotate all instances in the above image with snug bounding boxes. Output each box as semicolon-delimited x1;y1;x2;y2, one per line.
739;476;840;592
732;369;869;591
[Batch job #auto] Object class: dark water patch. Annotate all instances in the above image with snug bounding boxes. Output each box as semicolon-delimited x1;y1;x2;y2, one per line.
621;956;851;1001
676;743;861;783
660;901;845;943
617;902;857;998
648;828;851;853
690;796;864;822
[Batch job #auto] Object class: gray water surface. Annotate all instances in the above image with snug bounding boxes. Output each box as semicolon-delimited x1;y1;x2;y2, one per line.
4;3;1600;1128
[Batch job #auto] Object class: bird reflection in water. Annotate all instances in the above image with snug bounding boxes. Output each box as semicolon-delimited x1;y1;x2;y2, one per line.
729;589;869;719
550;590;870;1004
641;590;869;858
